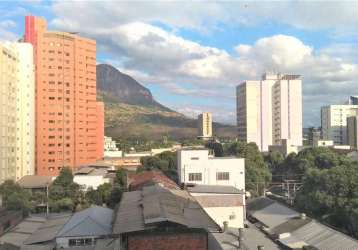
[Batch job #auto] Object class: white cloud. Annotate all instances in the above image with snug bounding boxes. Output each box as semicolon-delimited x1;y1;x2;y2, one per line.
49;1;358;126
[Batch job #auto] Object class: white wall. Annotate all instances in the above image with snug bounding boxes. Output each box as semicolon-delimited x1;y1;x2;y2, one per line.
73;175;110;190
14;43;35;180
178;150;245;191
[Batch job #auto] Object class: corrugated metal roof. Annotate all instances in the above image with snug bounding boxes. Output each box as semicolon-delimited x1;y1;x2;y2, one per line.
57;206;113;237
113;185;221;234
288;221;358;250
24;214;71;245
251;202;298;228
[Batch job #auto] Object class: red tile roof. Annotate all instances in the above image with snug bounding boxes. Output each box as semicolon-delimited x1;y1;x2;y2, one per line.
128;170;179;191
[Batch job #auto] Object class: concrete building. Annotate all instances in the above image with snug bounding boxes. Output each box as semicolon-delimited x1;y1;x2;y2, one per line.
104;136;122;158
24;16;104;176
198;112;213;139
321;104;358;145
0;44;18;183
347;116;358;149
348;95;358;105
268;139;301;156
14;43;35;180
177;149;245;191
236;73;302;152
314;139;334;148
73;166;112;190
188;185;245;229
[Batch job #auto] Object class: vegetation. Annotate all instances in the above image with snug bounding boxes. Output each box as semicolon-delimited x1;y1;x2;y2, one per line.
223;142;272;196
0;180;32;215
138;151;178;183
267;147;358;238
48;168;83;212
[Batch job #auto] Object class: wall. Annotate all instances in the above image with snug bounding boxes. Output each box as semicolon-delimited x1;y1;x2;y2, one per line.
0;44;18;182
24;16;103;176
128;232;207;250
14;43;35;180
178;150;245;191
191;193;245;229
73;175;110;190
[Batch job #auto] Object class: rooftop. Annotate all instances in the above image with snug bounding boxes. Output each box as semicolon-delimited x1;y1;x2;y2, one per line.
247;197;358;250
128;170;179;191
187;184;244;194
209;222;282;250
17;176;53;189
113;184;221;235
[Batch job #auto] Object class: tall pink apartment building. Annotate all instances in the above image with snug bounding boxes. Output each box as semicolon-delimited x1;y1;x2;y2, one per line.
24;16;104;176
236;73;302;152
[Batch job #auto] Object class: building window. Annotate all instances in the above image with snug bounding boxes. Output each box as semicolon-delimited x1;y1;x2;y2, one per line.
190;157;199;160
217;172;230;181
189;173;202;181
69;238;94;246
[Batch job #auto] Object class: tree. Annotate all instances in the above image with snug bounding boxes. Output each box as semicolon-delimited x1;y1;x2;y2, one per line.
49;167;82;212
224;142;271;196
206;141;224;157
138;151;178;183
0;180;32;215
295;162;358;238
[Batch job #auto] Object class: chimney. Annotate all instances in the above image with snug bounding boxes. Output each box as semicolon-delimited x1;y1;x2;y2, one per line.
223;221;228;232
300;213;306;220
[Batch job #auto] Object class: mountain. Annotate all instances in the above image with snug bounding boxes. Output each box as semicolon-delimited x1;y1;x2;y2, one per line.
97;64;170;111
97;64;237;140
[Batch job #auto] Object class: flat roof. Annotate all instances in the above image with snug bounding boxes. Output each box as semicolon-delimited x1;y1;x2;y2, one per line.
187;184;244;194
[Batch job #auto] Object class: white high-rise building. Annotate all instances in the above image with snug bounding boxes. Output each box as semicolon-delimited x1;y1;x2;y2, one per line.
0;42;35;183
236;73;302;152
321;104;358;145
14;43;35;180
0;44;18;182
198;112;212;139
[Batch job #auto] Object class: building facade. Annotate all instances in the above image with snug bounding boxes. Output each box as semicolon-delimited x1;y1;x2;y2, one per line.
0;43;35;183
236;73;302;152
14;43;35;180
321;105;358;145
177;149;245;191
24;16;104;176
347;116;358;149
0;44;18;182
198;112;213;139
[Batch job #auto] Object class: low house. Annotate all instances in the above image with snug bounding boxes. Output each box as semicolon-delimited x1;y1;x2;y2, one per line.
73;167;112;190
20;206;113;249
17;176;54;193
247;197;358;250
188;184;245;229
127;170;179;191
55;206;113;248
0;216;46;248
177;149;245;190
112;184;221;250
0;208;23;237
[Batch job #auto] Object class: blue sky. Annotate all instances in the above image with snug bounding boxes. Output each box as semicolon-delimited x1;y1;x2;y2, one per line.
1;1;358;126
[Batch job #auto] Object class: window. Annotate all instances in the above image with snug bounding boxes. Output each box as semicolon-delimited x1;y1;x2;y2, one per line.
69;238;94;246
217;172;230;181
191;157;199;160
189;173;202;181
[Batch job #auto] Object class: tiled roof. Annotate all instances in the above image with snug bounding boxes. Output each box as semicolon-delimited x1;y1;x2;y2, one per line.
17;175;53;189
128;170;179;191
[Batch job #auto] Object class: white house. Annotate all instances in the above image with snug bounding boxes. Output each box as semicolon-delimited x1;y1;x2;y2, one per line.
177;149;245;191
73;167;111;190
188;184;245;229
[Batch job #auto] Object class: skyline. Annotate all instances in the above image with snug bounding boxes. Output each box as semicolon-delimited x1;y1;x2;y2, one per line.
1;1;358;126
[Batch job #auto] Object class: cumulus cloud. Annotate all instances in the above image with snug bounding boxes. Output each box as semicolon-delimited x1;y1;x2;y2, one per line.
48;1;358;126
